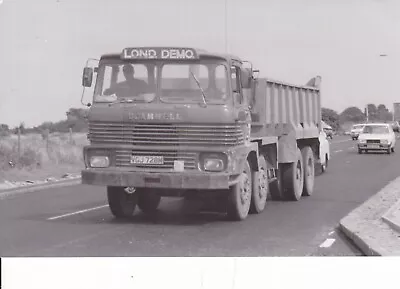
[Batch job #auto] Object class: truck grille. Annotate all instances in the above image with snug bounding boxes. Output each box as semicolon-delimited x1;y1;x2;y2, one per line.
366;140;380;144
115;149;197;170
88;122;244;146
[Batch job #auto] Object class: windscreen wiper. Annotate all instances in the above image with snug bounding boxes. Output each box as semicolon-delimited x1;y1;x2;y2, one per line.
189;70;207;108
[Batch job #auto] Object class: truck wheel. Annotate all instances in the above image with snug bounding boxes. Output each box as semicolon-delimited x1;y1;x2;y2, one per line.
250;155;268;214
282;148;304;201
107;186;137;219
227;160;252;221
270;163;284;200
321;154;328;173
301;146;315;197
137;189;161;214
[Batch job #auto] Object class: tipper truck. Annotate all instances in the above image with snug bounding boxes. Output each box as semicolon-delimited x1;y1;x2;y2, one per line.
80;47;323;221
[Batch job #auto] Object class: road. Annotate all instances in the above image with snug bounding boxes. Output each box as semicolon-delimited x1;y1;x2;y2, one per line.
1;135;400;257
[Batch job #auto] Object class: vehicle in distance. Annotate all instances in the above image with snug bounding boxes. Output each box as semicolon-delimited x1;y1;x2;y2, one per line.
357;123;396;154
391;121;400;133
319;130;330;172
321;121;333;139
351;123;365;140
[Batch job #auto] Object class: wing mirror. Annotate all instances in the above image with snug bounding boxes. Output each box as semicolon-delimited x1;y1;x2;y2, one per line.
82;67;93;87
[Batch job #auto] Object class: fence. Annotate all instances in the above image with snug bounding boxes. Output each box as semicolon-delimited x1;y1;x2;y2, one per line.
0;129;89;170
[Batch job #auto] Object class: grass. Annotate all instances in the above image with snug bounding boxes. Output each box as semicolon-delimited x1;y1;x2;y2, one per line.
0;132;89;182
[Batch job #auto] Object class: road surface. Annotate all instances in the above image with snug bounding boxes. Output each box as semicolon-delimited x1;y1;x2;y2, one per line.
1;135;399;257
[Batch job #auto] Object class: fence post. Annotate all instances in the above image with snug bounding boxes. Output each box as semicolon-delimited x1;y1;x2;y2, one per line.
17;127;21;163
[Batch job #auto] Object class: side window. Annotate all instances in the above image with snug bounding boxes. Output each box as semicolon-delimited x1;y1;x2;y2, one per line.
102;66;113;94
231;66;243;104
117;64;149;84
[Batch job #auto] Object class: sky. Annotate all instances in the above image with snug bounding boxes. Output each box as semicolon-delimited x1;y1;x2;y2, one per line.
0;0;399;128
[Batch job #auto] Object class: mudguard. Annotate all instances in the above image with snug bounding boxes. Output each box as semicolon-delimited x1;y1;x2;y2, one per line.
277;130;298;163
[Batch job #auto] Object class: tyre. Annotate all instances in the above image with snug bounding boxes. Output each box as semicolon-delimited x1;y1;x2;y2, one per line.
358;148;362;154
250;155;268;214
391;146;395;153
107;186;137;219
137;189;161;214
321;154;328;173
281;148;304;201
269;163;283;200
227;160;252;221
301;146;315;197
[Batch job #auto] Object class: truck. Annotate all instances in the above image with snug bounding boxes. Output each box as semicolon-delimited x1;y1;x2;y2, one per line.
80;47;323;221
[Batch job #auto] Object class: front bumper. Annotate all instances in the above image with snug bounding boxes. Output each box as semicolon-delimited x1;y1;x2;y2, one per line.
81;168;235;189
358;143;390;150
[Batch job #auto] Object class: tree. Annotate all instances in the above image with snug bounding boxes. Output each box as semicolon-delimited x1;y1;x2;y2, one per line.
339;106;366;123
321;107;339;130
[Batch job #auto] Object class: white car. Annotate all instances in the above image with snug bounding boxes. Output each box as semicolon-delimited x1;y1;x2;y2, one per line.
319;130;330;172
350;124;365;140
357;123;396;154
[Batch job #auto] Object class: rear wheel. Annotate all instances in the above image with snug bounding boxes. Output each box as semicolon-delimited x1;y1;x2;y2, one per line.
227;160;252;221
137;189;161;214
250;155;268;214
391;146;395;153
269;164;283;200
282;148;304;201
107;186;137;219
301;146;315;197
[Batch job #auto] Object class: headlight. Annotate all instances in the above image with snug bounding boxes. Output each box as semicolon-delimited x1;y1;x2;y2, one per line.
90;156;110;168
381;140;389;145
358;139;366;144
204;158;224;171
200;153;227;172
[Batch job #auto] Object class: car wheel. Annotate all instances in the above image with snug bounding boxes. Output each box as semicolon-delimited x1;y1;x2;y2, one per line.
358;148;362;154
391;146;395;153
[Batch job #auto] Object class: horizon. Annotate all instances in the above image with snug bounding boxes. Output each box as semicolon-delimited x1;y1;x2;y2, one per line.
1;0;399;127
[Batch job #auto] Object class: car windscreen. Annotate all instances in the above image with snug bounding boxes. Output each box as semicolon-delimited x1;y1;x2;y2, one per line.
362;125;389;134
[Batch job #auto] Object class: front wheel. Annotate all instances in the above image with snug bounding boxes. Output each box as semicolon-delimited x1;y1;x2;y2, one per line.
107;186;137;219
227;160;252;221
250;155;268;214
137;189;161;214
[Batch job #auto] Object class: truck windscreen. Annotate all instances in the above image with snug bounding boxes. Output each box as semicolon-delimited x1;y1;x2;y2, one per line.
93;60;229;104
160;62;229;104
94;61;157;103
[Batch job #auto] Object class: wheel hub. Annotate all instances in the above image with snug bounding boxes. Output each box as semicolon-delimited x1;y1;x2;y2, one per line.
258;168;267;198
240;173;251;204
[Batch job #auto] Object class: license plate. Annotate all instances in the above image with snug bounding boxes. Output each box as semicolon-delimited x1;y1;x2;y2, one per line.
130;155;164;165
368;144;380;149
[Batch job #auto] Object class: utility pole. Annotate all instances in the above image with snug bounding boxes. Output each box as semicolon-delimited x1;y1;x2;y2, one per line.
224;0;228;53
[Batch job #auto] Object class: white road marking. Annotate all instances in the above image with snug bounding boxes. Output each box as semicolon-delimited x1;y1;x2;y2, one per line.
333;149;343;153
328;231;335;236
319;238;336;248
47;205;108;220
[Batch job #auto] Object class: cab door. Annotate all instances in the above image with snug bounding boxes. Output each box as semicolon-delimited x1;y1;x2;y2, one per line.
231;65;251;141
